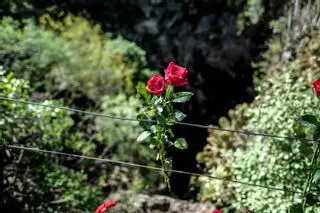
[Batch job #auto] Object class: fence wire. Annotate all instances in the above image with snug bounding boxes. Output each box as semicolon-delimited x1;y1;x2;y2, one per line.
0;96;318;144
5;144;302;194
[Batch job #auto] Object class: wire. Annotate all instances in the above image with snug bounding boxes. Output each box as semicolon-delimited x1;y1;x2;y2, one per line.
5;144;302;194
0;96;318;144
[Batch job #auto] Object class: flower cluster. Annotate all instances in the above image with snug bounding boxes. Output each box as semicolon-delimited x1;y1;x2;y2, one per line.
146;62;189;95
136;61;193;187
95;200;117;213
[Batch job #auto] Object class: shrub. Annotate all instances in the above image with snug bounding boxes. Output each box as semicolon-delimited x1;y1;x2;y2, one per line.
0;15;150;101
196;2;320;211
195;104;248;208
230;61;319;212
0;67;101;212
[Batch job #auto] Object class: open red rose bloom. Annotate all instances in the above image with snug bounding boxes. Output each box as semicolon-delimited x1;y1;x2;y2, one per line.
95;200;117;213
146;75;166;96
164;61;189;87
313;78;320;96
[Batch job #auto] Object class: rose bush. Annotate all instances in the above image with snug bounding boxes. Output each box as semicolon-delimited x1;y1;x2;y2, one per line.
136;62;193;187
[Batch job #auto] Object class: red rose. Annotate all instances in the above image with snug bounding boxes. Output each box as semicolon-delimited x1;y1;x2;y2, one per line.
164;61;189;87
95;200;117;213
312;78;320;96
146;75;166;96
212;210;221;213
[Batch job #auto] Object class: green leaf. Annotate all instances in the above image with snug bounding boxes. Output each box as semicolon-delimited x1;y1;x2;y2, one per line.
173;110;187;122
313;169;320;187
314;128;320;141
174;138;188;150
150;125;157;133
172;92;193;103
136;82;151;102
137;131;151;142
288;203;303;213
149;144;156;149
299;115;319;128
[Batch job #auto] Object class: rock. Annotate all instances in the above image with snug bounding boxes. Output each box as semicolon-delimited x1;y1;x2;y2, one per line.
108;191;215;213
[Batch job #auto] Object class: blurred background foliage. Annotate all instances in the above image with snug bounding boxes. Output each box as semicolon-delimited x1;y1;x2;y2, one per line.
0;14;151;100
1;0;320;212
0;8;158;212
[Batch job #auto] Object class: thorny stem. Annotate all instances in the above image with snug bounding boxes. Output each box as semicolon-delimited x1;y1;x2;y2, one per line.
302;143;320;211
157;126;171;190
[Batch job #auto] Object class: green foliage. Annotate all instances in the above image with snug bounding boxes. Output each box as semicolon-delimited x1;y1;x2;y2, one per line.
229;61;320;211
0;0;34;14
253;0;320;86
95;94;151;163
237;0;265;33
0;67;101;212
94;94;161;192
0;15;149;100
0;14;164;211
196;5;320;211
195;103;248;209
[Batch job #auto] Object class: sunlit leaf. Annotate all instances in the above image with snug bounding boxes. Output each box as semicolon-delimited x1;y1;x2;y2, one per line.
174;138;188;150
137;131;151;142
172;92;193;103
173;110;186;121
299;115;319;128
